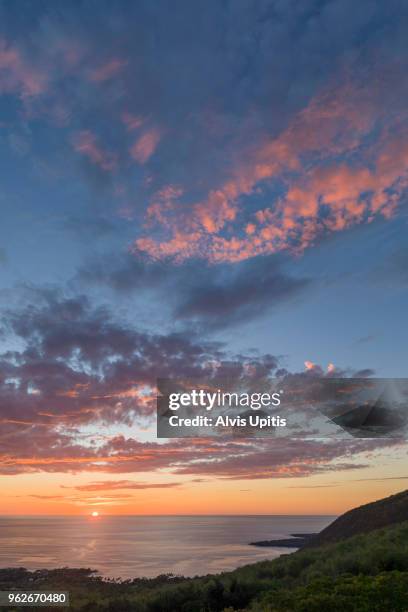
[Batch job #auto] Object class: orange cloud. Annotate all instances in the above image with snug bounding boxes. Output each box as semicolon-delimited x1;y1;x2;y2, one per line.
135;71;408;263
144;184;184;227
130;127;161;164
304;361;317;371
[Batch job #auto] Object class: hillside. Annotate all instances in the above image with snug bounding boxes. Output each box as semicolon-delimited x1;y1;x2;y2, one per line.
305;488;408;548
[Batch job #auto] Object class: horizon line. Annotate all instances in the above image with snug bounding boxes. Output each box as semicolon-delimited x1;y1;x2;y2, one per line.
0;513;337;518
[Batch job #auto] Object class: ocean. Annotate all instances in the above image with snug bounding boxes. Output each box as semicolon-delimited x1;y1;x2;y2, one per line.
0;515;333;578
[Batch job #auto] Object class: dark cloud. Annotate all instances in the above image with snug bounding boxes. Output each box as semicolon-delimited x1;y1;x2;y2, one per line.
77;252;168;293
0;287;280;429
77;251;311;330
174;255;311;330
352;368;375;378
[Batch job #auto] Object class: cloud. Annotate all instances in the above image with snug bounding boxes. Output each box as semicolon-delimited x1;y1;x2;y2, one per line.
72;130;117;172
354;335;376;345
0;38;47;98
67;480;182;491
0;287;281;431
0;422;400;478
304;362;341;376
77;251;169;293
89;58;127;82
122;112;144;131
27;494;64;500
0;286;393;479
174;255;311;329
77;251;311;330
352;369;375;378
1;0;407;260
286;484;339;489
130;128;161;164
353;476;408;482
304;361;319;372
0;1;406;486
166;437;400;481
135;73;408;262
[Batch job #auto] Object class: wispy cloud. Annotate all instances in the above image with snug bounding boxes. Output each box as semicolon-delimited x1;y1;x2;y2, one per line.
72;130;117;172
130;128;161;164
89;58;127;82
67;480;182;492
0;38;47;98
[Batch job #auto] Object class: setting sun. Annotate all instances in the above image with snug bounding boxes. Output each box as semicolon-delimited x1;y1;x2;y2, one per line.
91;511;99;517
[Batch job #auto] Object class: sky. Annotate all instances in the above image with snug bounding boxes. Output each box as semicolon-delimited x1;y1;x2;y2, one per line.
0;0;408;516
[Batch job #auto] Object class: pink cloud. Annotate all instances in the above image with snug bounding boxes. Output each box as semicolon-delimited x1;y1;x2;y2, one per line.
304;361;317;371
0;39;47;98
72;130;117;172
144;184;184;227
122;111;144;131
89;58;127;82
134;70;408;263
130;128;161;164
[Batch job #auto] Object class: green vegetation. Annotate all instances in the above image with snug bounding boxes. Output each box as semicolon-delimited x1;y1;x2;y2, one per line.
306;488;408;548
3;520;408;611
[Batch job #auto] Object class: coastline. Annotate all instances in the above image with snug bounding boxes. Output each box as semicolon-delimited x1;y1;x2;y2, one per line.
250;532;317;548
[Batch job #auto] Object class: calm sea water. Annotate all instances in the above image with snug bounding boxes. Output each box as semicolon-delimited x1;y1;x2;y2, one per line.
0;515;333;578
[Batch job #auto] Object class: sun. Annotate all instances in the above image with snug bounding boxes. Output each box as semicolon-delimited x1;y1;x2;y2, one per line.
91;511;99;517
